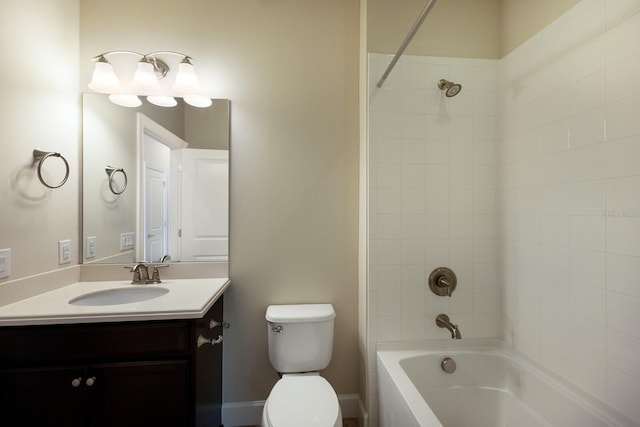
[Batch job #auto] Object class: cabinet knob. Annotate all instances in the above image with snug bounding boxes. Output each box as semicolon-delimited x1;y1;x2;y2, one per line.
209;319;230;330
197;334;223;347
85;377;96;387
71;377;82;388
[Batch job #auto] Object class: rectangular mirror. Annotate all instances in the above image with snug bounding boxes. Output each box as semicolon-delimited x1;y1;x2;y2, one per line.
82;93;230;264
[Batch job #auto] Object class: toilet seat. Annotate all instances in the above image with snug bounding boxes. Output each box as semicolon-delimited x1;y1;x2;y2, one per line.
263;374;342;427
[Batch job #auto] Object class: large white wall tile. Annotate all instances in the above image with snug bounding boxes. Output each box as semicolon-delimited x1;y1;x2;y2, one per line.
607;52;640;103
571;283;606;324
496;6;640;423
570;143;606;182
569;107;606;148
570;216;606;252
570;249;606;288
571;315;606;360
607;217;640;256
606;93;640;141
606;253;640;297
607;177;640;216
607;329;640;381
369;54;500;350
569;180;606;215
606;135;640;178
607;291;640;339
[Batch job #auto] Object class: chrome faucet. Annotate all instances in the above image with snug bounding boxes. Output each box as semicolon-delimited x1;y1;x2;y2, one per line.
127;263;149;284
160;254;172;263
436;314;462;339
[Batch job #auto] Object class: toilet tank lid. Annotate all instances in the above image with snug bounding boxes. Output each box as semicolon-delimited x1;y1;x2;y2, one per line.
266;304;335;323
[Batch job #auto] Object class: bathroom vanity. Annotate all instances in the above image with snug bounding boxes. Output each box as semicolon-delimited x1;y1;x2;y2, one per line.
0;278;229;427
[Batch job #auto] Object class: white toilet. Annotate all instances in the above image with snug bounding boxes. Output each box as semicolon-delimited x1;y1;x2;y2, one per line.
262;304;343;427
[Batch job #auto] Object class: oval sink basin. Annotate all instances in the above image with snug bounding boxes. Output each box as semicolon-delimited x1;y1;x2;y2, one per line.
69;287;169;306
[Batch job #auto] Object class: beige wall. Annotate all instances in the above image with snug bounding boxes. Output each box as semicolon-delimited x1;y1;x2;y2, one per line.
80;0;361;403
0;0;80;280
367;0;581;59
368;0;501;58
500;0;580;55
0;0;358;406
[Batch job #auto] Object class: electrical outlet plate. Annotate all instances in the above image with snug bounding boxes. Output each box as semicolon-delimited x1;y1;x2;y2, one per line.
120;232;135;251
0;248;11;279
86;236;96;259
58;240;71;265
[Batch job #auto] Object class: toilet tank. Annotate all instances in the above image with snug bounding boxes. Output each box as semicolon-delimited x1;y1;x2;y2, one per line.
265;304;336;373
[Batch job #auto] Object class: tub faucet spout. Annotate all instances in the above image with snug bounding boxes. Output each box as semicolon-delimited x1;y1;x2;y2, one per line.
436;314;462;339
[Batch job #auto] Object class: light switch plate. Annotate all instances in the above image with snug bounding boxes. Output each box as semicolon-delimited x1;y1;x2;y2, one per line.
0;248;11;279
86;236;96;259
58;240;71;264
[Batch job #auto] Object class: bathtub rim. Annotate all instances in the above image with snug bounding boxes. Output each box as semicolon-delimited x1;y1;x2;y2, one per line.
377;338;507;427
376;338;639;427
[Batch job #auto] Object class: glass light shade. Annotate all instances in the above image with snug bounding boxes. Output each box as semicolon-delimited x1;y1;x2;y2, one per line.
108;94;142;108
88;61;120;93
183;95;212;108
133;61;160;92
173;62;199;94
147;95;177;107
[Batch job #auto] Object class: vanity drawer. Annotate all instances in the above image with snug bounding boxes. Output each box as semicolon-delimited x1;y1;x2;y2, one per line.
0;321;191;365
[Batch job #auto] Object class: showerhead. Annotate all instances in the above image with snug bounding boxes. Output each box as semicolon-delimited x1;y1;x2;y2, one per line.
438;79;462;97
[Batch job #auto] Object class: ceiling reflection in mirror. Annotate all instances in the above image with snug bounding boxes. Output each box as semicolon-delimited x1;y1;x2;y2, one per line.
82;94;229;264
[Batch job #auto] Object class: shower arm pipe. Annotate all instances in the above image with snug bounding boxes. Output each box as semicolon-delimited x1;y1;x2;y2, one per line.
376;0;439;88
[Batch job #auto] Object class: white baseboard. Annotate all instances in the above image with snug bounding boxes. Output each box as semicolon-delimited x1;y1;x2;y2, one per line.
222;394;367;427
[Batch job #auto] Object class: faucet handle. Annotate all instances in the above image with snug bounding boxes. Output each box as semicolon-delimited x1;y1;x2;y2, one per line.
429;267;457;297
149;263;169;283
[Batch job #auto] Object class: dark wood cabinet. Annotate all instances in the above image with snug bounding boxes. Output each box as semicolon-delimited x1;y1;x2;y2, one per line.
0;296;224;427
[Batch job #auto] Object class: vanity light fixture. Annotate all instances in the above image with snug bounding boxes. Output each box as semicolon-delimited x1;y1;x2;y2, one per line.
88;51;211;108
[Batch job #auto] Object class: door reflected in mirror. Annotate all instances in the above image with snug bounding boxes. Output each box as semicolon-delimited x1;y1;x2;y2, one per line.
82;94;229;264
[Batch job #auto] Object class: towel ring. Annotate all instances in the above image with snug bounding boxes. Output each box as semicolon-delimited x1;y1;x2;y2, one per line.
33;149;69;189
105;166;127;195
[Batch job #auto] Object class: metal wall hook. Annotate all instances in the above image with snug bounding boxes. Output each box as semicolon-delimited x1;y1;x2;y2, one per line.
105;166;127;195
32;149;69;189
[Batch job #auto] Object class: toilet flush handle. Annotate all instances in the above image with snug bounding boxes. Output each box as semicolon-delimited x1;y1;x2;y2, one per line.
272;324;283;333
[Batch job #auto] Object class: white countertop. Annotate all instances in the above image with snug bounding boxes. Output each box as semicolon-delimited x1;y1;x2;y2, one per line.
0;278;230;326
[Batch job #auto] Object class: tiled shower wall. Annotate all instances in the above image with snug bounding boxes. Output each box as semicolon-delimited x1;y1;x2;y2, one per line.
367;1;640;425
367;54;499;424
498;1;640;423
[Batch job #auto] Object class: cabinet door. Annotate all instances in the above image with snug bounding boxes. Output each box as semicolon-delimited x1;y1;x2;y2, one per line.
87;360;190;427
0;366;86;427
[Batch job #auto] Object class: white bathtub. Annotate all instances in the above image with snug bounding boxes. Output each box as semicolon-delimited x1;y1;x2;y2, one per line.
377;339;638;427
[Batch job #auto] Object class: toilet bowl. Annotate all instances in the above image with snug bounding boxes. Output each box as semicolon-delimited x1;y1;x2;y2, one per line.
261;304;343;427
262;373;342;427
